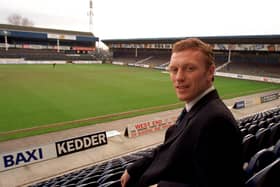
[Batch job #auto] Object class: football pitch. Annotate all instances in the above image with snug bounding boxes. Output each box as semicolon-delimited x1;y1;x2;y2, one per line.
1;64;280;141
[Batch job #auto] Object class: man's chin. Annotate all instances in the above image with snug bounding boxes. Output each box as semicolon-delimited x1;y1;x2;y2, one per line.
177;95;188;102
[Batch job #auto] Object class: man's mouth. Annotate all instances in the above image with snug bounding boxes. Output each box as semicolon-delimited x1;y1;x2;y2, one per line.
176;85;188;89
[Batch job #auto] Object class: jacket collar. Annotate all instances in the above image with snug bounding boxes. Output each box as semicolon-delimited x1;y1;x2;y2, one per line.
187;89;219;119
185;86;215;112
165;89;219;144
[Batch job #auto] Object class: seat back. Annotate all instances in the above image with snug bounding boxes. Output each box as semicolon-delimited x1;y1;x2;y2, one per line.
98;180;121;187
257;120;267;129
255;128;271;150
245;159;280;187
248;124;258;135
274;139;280;158
245;149;276;178
240;128;248;137
97;170;123;184
269;123;280;146
78;181;99;187
242;134;257;162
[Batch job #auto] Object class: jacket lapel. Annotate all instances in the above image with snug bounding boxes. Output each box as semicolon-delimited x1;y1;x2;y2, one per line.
165;90;219;144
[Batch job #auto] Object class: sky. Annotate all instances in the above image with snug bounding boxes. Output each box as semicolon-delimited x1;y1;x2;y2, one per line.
0;0;280;41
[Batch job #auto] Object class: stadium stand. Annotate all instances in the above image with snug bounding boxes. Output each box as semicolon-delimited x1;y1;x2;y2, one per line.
0;24;111;62
27;107;280;187
2;25;280;78
102;36;280;79
217;60;280;78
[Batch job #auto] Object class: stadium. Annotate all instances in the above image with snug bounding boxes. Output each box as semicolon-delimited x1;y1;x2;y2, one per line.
0;23;280;187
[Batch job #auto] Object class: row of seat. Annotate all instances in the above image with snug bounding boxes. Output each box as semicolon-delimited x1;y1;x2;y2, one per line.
240;108;280;187
244;139;280;177
242;123;280;162
238;108;280;128
30;138;280;187
246;158;280;187
240;107;280;163
29;107;280;187
244;139;280;187
29;149;153;187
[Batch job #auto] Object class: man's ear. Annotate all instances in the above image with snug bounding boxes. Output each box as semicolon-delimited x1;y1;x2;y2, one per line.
208;64;215;82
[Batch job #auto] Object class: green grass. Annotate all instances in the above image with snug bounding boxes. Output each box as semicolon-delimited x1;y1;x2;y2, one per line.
214;76;280;99
0;64;279;141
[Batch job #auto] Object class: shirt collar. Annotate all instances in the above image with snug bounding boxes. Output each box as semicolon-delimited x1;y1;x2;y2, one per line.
185;86;215;112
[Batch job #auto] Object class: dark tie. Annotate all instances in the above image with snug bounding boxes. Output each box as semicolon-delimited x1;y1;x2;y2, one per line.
176;107;187;125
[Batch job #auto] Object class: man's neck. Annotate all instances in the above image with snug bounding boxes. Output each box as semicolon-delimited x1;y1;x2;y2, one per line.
185;86;215;112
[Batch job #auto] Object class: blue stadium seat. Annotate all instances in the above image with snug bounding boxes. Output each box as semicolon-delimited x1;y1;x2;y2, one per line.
97;171;123;184
267;122;275;129
76;175;100;186
245;149;276;179
102;166;125;176
257;120;267;129
60;176;83;186
245;158;280;187
274;139;280;158
98;179;121;187
268;123;280;146
273;114;280;123
240;128;248;137
248;124;258;135
63;184;78;187
266;117;274;125
244;122;252;129
77;181;98;187
255;128;271;150
242;134;257;163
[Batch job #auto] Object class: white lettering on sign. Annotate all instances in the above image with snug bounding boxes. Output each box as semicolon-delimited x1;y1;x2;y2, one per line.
55;132;107;157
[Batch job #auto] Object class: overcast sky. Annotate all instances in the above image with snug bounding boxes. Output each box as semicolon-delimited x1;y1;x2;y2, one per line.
0;0;280;40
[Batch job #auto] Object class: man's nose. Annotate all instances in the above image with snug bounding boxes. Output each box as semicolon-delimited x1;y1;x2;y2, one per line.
176;69;185;81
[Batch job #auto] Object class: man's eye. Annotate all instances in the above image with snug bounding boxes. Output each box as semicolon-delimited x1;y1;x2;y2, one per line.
186;66;195;72
169;68;178;73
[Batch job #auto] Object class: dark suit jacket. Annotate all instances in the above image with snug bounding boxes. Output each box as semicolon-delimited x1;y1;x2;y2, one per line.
126;90;245;187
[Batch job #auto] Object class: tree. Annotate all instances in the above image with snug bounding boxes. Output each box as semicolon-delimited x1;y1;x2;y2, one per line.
7;14;34;26
21;17;34;26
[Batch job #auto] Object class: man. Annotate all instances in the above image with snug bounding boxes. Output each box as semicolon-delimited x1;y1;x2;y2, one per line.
121;38;244;187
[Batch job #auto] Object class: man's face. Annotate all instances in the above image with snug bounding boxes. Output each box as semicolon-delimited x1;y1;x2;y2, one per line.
168;49;214;103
